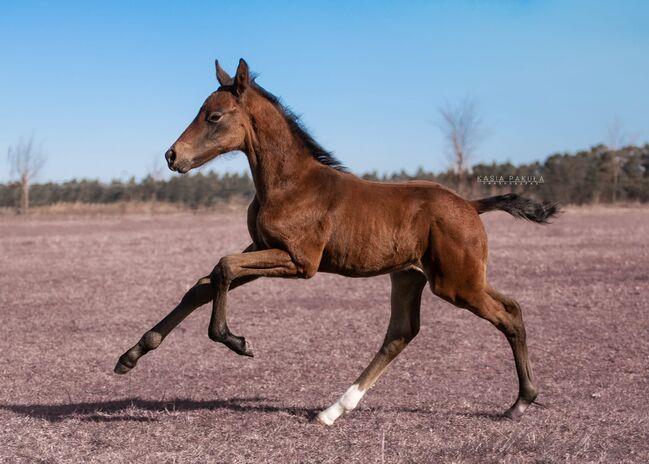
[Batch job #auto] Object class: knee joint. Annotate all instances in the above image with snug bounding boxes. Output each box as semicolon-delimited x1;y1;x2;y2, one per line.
405;330;418;343
408;320;420;341
210;258;234;288
394;321;420;344
381;337;409;357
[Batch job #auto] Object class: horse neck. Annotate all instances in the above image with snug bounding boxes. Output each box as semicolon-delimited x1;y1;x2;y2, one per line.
243;98;319;202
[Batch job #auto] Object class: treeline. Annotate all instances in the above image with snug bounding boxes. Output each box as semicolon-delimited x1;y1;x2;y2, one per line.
1;144;648;209
364;144;649;204
0;171;255;209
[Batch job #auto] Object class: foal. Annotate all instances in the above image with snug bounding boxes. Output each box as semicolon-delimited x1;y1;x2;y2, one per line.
115;59;558;425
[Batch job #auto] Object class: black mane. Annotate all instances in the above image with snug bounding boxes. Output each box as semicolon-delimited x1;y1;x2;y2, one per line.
250;79;347;172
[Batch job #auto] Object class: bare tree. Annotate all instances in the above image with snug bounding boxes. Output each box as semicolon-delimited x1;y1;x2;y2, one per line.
606;118;639;203
148;154;166;181
146;154;167;203
7;136;46;213
437;96;485;194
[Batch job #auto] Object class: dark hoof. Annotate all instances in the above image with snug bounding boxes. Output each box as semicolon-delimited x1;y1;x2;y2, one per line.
114;360;133;375
503;398;534;420
224;335;254;357
240;339;254;357
211;330;255;357
232;336;254;357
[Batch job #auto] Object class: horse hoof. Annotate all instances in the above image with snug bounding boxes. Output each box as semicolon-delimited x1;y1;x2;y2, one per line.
315;411;337;426
316;415;333;426
213;332;255;357
503;401;529;421
114;360;133;375
238;338;254;357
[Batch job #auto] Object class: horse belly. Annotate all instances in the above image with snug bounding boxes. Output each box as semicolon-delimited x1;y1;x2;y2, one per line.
319;222;425;277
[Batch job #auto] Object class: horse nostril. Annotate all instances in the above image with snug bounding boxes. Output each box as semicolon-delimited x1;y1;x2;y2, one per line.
165;148;176;165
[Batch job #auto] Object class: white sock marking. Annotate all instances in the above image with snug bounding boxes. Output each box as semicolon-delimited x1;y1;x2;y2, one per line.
317;383;365;426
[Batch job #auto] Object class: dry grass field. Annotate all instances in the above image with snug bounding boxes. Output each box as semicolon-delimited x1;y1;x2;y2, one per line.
1;207;647;463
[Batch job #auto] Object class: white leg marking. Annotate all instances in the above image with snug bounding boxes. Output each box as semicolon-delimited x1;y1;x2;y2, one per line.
317;383;366;426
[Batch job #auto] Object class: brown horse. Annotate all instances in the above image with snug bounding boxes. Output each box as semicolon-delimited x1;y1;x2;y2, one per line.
115;59;558;425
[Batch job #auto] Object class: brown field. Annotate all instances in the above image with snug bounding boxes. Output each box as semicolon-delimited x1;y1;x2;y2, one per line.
1;207;648;463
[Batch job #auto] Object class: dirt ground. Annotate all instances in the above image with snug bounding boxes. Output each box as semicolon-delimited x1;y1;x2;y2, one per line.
1;207;647;463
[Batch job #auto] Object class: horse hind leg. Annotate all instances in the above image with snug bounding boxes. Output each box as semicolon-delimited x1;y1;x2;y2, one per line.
317;267;427;426
445;285;538;419
488;288;538;419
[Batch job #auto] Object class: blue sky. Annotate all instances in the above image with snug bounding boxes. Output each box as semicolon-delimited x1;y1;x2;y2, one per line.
1;0;647;182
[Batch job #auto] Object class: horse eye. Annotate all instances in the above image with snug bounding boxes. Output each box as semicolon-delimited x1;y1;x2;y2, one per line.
208;112;222;123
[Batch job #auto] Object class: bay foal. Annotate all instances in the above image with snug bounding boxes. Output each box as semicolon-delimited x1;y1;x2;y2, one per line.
115;59;558;425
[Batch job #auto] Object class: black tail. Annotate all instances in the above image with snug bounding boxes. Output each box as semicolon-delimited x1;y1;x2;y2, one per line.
472;193;560;224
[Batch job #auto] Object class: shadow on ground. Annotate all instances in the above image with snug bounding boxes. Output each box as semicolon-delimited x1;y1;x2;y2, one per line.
0;397;321;423
0;397;491;424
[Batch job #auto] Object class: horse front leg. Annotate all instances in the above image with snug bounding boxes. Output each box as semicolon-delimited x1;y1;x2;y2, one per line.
207;249;302;357
114;244;258;374
114;274;258;374
317;267;427;425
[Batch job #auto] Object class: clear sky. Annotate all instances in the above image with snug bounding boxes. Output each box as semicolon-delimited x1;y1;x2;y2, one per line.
1;0;647;183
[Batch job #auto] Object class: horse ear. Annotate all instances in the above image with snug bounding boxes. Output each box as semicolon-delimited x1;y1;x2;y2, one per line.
215;60;232;86
234;58;249;95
